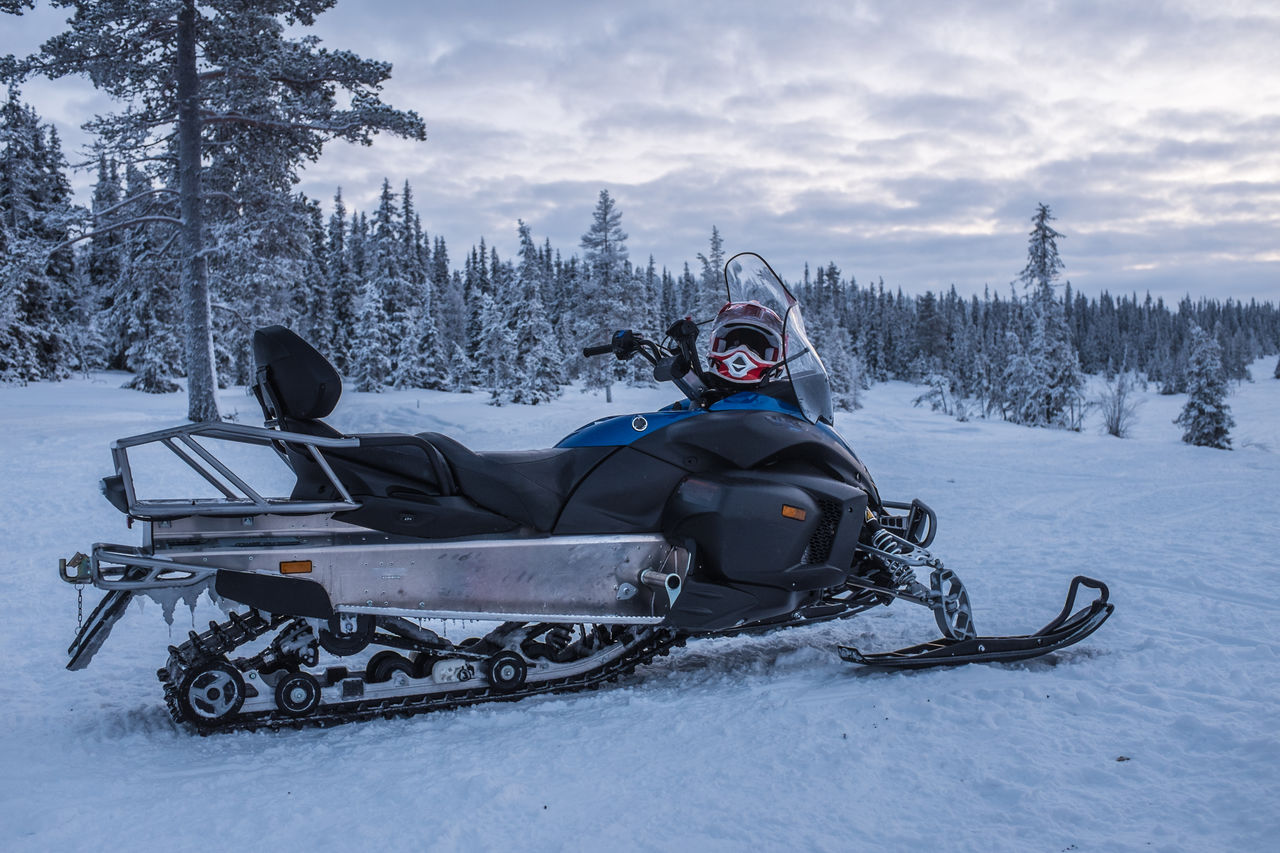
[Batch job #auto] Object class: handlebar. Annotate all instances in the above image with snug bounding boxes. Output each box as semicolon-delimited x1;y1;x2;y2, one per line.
580;322;713;406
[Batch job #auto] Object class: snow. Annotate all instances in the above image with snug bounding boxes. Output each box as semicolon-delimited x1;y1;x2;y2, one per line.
2;366;1278;852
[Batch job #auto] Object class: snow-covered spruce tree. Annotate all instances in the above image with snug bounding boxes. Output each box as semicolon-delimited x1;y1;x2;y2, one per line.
298;197;333;357
805;310;861;412
445;341;472;393
0;87;79;382
86;152;124;365
462;240;491;371
1009;203;1086;429
108;164;181;392
1274;354;1280;379
1174;324;1234;449
350;276;390;392
914;289;947;373
623;255;660;387
509;220;562;405
478;288;515;405
324;191;356;372
387;200;447;391
6;0;425;421
431;237;466;361
695;226;727;320
578;189;629;402
999;328;1037;422
388;185;447;391
398;305;448;391
367;180;414;387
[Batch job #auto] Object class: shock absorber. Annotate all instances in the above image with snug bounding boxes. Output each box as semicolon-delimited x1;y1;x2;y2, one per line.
863;513;917;590
865;513;901;555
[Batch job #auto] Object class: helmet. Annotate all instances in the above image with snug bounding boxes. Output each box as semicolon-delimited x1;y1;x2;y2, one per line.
707;300;785;385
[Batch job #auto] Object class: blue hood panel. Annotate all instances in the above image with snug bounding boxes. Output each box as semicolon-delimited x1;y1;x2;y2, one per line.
556;393;807;448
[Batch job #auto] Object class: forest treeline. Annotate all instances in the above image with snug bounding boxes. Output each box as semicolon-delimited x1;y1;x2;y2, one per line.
2;88;1278;427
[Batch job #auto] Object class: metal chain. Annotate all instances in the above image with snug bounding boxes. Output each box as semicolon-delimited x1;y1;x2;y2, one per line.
76;585;84;634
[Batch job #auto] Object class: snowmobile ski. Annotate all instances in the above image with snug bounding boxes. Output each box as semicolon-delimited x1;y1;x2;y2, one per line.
838;576;1113;668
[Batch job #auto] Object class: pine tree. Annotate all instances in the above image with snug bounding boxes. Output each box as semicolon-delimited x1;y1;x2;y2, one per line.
87;152;124;363
351;276;390;392
110;164;181;392
478;289;515;405
1273;354;1280;380
1174;324;1234;449
446;341;472;393
1007;204;1086;428
0;87;78;382
815;316;861;411
299;197;333;356
326;191;355;372
7;0;426;420
578;189;629;402
695;226;726;320
509;220;562;404
914;289;947;370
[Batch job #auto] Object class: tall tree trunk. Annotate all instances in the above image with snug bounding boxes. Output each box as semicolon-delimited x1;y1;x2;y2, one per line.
177;0;220;422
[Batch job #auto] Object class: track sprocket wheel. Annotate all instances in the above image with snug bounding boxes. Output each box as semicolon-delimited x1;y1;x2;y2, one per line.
177;660;246;725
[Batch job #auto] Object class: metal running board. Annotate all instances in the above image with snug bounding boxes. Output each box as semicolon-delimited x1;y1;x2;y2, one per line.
91;514;691;626
838;576;1113;669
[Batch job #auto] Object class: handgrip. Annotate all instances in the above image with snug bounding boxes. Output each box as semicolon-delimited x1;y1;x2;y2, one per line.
582;344;613;357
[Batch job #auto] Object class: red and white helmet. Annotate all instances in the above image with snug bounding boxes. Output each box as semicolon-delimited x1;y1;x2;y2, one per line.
707;300;785;385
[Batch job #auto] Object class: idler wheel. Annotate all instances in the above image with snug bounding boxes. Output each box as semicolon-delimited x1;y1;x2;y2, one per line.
177;660;246;725
365;651;414;684
318;613;375;656
485;651;528;693
274;671;322;717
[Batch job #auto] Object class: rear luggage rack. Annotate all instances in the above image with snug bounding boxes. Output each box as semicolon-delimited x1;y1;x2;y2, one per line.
107;421;362;519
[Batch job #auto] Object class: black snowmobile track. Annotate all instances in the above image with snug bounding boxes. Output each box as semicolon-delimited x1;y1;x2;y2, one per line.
838;576;1113;669
158;584;891;734
161;612;688;734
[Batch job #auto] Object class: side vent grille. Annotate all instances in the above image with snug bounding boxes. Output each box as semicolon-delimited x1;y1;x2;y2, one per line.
802;499;843;564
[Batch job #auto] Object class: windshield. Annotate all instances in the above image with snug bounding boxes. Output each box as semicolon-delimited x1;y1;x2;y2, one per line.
722;253;834;424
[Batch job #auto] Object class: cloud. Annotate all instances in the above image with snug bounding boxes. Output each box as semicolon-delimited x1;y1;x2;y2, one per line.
3;0;1277;302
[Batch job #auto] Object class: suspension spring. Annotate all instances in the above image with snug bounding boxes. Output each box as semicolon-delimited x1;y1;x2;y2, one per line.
871;527;901;554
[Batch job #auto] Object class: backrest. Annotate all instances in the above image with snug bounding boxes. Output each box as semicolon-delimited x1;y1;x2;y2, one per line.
252;325;342;424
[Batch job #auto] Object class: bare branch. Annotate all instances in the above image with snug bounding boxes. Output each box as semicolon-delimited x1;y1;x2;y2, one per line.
132;229;180;267
49;216;182;254
92;187;179;220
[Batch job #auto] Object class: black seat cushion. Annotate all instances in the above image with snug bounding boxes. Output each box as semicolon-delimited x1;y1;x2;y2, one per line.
253;325;342;420
419;433;612;531
287;433;456;502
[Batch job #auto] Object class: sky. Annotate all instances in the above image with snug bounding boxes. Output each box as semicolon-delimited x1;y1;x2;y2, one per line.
2;0;1278;303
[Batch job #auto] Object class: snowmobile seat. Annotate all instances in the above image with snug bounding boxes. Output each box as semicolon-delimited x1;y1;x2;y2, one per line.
417;432;612;532
251;325;609;535
252;325;459;507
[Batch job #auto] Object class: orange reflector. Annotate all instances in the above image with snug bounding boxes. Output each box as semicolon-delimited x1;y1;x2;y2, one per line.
280;560;312;574
781;505;807;521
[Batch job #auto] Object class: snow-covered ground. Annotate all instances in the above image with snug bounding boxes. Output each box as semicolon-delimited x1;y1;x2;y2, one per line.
1;364;1277;852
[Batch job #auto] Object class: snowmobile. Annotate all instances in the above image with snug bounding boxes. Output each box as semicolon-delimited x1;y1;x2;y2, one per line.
59;253;1112;732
